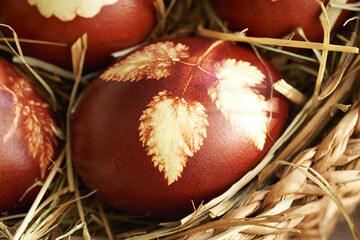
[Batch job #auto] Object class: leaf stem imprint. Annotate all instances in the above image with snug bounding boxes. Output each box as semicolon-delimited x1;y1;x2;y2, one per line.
181;40;224;96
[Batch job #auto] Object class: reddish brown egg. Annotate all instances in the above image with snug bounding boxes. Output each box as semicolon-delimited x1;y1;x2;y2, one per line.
0;58;59;212
71;37;290;218
210;0;355;43
0;0;156;72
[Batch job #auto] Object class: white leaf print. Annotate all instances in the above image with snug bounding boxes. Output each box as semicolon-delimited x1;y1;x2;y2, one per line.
100;41;189;82
208;59;268;150
27;0;118;21
139;90;208;185
11;79;58;178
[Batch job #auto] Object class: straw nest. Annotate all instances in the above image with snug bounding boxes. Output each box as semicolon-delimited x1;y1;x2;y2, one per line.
1;0;360;239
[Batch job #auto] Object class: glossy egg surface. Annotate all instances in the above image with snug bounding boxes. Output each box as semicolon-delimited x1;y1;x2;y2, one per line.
210;0;354;42
0;58;59;212
71;37;290;218
0;0;156;72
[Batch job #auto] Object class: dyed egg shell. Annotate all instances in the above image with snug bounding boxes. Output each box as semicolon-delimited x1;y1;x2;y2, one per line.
71;37;290;218
0;0;156;72
210;0;355;42
0;58;59;212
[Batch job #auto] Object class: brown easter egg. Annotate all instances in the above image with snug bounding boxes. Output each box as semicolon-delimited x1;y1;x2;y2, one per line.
71;37;290;218
0;58;59;212
0;0;156;72
210;0;355;43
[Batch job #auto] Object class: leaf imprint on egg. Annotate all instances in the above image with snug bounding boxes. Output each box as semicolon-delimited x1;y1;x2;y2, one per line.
139;90;208;185
208;59;268;150
11;79;58;178
27;0;118;21
100;41;189;82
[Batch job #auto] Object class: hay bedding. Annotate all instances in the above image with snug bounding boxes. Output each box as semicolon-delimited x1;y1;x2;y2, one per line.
0;0;360;239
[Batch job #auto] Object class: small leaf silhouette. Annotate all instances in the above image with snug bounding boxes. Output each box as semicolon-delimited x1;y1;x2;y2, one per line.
101;41;189;82
28;0;118;21
208;59;268;150
139;90;208;185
